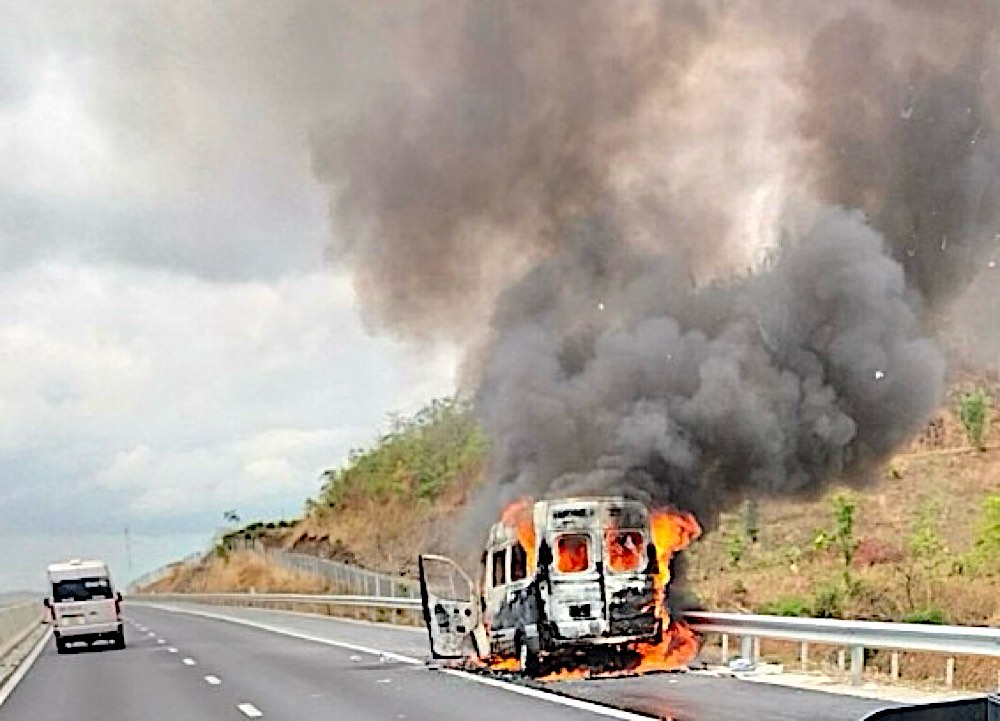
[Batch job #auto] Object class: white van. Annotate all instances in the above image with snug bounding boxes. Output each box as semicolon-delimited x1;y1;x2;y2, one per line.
44;559;125;653
419;497;664;676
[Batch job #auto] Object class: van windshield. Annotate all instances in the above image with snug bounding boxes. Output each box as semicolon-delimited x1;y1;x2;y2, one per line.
52;577;113;602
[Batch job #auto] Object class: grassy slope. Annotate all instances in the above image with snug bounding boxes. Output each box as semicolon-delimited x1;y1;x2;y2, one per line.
160;384;1000;628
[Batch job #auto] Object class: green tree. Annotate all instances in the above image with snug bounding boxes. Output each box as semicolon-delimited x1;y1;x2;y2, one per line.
743;499;760;544
905;499;946;609
965;493;1000;573
724;527;745;569
958;389;991;450
311;396;486;510
814;493;859;592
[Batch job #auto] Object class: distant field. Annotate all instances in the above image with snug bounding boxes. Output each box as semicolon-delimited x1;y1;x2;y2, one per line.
0;592;36;608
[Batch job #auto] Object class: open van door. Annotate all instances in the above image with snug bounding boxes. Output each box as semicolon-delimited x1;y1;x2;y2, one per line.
418;554;486;660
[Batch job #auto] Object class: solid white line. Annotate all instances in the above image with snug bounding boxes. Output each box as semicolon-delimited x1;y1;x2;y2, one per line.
0;628;52;708
140;604;419;665
237;702;263;717
441;668;657;721
182;658;196;666
203;675;222;686
139;603;657;720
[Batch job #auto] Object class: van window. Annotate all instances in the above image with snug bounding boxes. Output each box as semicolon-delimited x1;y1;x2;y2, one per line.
52;577;113;602
510;543;527;582
491;549;506;587
605;531;644;573
555;534;590;573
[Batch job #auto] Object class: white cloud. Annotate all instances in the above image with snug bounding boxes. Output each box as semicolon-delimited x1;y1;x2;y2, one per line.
0;261;457;544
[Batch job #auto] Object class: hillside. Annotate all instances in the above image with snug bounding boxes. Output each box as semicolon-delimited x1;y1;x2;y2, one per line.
158;381;999;632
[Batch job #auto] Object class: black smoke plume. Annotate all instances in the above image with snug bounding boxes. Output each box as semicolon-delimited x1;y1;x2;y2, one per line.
308;1;1000;531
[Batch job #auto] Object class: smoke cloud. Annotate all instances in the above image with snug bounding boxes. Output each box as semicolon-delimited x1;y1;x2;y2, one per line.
304;1;1000;529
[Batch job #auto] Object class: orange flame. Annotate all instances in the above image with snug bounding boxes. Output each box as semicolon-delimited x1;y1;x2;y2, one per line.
605;530;644;573
636;508;702;672
501;498;536;570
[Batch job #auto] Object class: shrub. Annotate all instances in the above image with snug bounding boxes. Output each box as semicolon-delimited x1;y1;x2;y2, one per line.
742;499;760;544
812;583;844;619
909;500;945;563
958;389;990;449
314;396;486;508
901;608;947;625
758;596;812;617
724;527;745;569
814;493;859;590
964;493;1000;573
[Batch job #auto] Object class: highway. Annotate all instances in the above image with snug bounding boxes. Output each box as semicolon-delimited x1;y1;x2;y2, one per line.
0;603;902;721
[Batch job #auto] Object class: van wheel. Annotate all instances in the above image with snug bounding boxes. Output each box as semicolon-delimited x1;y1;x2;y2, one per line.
516;633;541;678
55;637;67;655
114;628;126;650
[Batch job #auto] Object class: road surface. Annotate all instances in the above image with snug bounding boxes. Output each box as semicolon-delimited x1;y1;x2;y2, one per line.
0;603;900;720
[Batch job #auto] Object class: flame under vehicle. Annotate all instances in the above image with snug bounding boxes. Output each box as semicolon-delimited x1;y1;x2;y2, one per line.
419;496;693;677
44;559;125;654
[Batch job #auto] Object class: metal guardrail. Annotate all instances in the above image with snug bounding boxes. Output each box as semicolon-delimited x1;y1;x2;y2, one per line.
132;591;1000;686
130;547;419;600
135;592;420;612
686;611;1000;658
263;549;420;599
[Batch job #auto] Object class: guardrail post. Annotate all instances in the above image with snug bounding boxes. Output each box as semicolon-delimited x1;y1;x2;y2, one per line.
720;634;729;664
837;649;846;672
850;645;864;686
800;642;808;669
891;652;900;681
946;657;955;688
741;636;754;664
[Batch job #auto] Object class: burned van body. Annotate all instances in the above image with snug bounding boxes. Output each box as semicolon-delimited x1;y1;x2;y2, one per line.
419;496;663;675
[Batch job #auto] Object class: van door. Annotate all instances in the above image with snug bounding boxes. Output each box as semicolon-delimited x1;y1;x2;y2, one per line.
546;531;606;634
418;555;485;659
51;576;119;629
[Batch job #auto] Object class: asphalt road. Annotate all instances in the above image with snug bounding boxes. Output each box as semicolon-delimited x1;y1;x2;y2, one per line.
0;603;903;721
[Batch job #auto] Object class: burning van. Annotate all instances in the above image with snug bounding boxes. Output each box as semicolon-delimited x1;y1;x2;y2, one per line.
419;496;700;676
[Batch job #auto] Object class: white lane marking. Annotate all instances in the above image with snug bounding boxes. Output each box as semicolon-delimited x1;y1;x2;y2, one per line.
168;647;178;653
237;702;264;718
182;658;197;666
0;628;52;708
140;604;419;665
232;607;424;635
441;668;657;721
203;675;222;686
139;603;657;720
156;639;166;645
147;632;156;637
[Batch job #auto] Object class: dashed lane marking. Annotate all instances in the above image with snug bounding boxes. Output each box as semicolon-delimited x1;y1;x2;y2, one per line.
139;603;659;721
182;658;197;666
204;675;222;686
237;702;264;718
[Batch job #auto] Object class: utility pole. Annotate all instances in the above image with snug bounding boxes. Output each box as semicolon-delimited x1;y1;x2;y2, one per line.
124;525;133;571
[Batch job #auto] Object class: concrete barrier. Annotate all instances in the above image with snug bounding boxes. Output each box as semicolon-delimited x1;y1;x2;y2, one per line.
0;602;43;661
